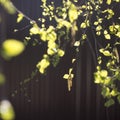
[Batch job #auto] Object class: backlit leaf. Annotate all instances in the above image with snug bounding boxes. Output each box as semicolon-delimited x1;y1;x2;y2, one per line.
100;70;108;77
63;74;69;79
68;4;78;23
99;49;111;56
58;49;65;57
106;0;111;5
105;34;111;40
2;39;25;58
80;22;86;28
17;13;24;23
105;99;115;107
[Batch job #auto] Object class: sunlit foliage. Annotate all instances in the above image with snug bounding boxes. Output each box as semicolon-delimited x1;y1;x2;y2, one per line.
0;1;21;120
12;0;120;107
1;0;120;107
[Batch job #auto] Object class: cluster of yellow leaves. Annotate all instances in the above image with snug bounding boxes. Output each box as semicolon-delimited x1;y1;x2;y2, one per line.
30;23;65;73
94;43;120;107
109;24;120;38
68;3;78;23
55;17;72;29
99;48;112;56
102;9;114;20
80;20;90;29
94;66;120;107
106;0;120;5
94;68;111;85
36;54;50;74
103;30;111;40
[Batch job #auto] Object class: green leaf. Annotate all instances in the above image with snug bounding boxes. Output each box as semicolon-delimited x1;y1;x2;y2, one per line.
101;87;110;98
105;34;111;40
117;95;120;104
0;73;5;85
104;99;115;107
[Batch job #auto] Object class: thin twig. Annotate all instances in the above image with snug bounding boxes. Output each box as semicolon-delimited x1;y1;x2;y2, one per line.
10;1;36;23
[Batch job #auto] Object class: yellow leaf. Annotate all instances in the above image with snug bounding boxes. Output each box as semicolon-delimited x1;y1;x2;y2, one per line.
63;74;69;79
96;25;102;31
0;73;5;85
37;59;50;74
0;100;15;120
105;34;111;40
99;49;111;56
30;25;40;35
69;68;73;74
58;49;65;57
46;31;57;41
0;0;16;14
80;22;86;28
17;13;24;23
68;4;78;23
116;32;120;37
111;89;117;96
72;59;76;63
74;41;80;46
100;70;108;77
48;41;57;48
2;39;25;58
47;48;56;55
106;0;111;5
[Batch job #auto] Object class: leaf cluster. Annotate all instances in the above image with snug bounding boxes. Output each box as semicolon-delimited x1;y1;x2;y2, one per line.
3;0;120;107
